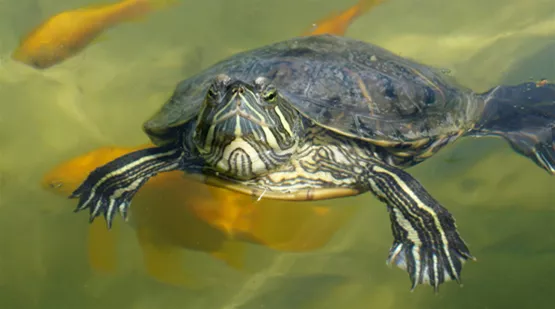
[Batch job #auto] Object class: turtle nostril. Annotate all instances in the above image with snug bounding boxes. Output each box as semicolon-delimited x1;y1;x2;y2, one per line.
232;86;245;94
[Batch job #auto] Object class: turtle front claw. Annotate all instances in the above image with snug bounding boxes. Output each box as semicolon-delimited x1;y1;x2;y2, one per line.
364;164;475;291
70;177;143;228
68;143;184;228
386;234;475;292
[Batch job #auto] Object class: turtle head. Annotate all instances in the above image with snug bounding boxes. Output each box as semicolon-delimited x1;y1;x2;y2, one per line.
193;74;302;180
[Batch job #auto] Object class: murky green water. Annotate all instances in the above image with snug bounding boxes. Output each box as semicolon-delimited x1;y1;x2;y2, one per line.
1;0;555;308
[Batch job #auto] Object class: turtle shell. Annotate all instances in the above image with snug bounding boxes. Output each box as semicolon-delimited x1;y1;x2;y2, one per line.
144;34;481;147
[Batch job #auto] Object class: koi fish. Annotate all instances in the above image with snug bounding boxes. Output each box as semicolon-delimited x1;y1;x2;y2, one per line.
303;0;386;36
39;0;376;285
12;0;174;69
42;144;359;285
42;144;246;286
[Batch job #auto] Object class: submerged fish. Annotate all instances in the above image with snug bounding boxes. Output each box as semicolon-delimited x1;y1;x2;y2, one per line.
38;0;380;285
42;144;360;285
303;0;386;36
42;144;247;285
12;0;174;69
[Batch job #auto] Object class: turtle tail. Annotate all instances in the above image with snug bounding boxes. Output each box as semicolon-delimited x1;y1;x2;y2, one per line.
469;81;555;175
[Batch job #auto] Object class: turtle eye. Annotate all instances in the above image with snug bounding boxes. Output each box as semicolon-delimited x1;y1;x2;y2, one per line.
205;87;220;107
207;87;218;99
262;87;277;103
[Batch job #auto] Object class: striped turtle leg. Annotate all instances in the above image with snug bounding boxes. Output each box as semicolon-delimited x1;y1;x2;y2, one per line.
363;163;475;292
70;143;194;228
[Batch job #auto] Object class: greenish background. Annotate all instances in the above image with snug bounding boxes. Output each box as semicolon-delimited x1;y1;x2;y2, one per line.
0;0;554;308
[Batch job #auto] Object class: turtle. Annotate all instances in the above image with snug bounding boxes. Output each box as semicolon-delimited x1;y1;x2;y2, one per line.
70;34;555;291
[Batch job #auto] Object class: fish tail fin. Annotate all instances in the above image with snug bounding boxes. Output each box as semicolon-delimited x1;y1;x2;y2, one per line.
115;0;179;23
357;0;388;15
303;0;386;36
470;82;555;174
87;219;118;274
210;241;248;272
136;227;197;287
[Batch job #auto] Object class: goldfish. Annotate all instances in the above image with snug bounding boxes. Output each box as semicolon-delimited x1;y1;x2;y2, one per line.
42;144;360;285
12;0;174;69
303;0;386;36
38;0;378;285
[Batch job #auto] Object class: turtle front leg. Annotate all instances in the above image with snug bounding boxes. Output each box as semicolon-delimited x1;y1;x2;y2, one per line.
70;143;202;228
362;163;475;291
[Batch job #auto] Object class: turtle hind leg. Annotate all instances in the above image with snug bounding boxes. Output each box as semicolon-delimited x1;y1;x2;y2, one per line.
363;163;475;291
472;82;555;174
70;143;185;228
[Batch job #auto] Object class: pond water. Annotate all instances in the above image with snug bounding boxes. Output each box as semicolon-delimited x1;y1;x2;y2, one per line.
0;0;554;308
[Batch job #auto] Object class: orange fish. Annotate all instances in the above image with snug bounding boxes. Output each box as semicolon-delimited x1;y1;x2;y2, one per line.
303;0;386;36
42;144;248;286
38;0;378;285
12;0;174;69
42;144;360;285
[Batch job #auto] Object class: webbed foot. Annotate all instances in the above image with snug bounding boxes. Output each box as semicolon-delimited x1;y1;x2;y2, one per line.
365;164;475;291
386;203;475;291
70;145;183;228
